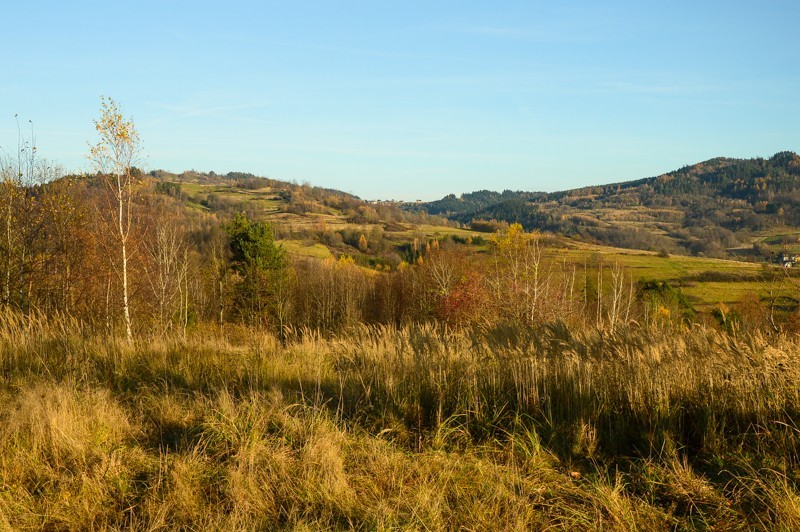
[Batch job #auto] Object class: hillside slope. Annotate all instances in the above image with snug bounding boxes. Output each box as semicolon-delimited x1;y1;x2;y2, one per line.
413;152;800;259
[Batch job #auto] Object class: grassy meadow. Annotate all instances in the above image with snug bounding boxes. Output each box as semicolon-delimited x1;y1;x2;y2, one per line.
2;313;800;530
557;245;782;312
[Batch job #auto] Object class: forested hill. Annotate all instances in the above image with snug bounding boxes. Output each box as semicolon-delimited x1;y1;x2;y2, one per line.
609;151;800;200
412;152;800;258
421;189;547;217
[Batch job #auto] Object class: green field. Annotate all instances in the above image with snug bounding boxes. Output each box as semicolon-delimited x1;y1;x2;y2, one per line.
555;244;791;310
276;239;334;259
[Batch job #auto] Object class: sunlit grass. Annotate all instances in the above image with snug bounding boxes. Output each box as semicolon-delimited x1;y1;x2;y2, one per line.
1;314;799;529
275;239;334;259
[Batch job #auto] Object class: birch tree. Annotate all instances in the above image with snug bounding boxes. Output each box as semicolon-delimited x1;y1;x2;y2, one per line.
144;221;185;335
490;223;552;324
88;97;141;341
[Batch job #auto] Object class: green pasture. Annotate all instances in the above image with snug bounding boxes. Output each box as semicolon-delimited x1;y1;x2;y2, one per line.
555;244;793;309
275;239;333;259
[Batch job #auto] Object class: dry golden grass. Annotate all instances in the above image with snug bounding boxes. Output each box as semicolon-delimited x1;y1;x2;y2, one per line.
1;313;800;529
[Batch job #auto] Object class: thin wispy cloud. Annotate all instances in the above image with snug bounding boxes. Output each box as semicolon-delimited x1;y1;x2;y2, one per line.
157;102;270;118
434;18;610;44
598;80;723;96
277;39;459;61
212;32;461;62
457;25;529;38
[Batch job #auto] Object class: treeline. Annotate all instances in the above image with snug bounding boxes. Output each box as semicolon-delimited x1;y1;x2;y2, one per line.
2;153;791;340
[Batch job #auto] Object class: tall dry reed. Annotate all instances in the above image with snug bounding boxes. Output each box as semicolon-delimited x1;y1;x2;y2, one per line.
1;311;799;529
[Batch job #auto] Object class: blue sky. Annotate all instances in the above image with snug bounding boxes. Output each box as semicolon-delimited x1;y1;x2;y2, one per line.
1;1;798;200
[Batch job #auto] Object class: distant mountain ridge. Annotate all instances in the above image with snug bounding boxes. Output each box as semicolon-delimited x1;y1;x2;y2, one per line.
412;152;800;258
